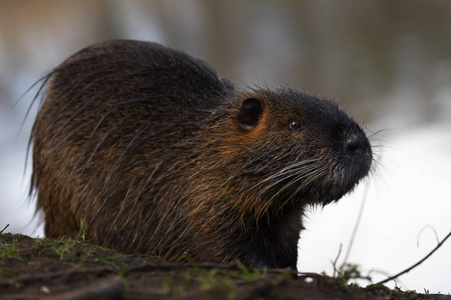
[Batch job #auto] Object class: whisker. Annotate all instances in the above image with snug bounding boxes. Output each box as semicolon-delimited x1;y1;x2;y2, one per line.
263;164;326;206
251;158;320;191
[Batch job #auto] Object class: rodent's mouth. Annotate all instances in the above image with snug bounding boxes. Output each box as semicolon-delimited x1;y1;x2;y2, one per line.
335;151;372;182
321;147;373;204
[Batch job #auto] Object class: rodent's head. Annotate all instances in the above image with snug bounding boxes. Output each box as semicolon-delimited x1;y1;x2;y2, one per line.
221;88;372;209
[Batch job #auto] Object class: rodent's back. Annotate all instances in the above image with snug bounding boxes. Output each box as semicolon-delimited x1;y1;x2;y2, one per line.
32;40;372;270
39;40;230;143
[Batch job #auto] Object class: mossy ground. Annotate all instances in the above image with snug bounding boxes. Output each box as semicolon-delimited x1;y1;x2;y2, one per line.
0;233;448;299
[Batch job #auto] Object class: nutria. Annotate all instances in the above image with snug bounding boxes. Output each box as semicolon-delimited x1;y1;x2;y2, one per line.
31;40;372;271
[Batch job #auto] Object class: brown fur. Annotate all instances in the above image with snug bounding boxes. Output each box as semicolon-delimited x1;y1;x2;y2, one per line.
31;40;372;270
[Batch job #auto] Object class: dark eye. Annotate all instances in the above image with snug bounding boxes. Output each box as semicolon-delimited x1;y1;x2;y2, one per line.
289;119;302;130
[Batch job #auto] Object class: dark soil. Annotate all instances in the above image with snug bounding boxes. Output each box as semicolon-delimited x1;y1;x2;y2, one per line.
0;233;448;300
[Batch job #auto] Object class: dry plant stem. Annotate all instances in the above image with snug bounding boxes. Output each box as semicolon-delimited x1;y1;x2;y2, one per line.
376;230;451;285
332;243;343;278
343;182;370;264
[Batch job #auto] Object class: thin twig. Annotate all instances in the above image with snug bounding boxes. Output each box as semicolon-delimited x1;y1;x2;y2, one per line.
0;224;9;234
377;230;451;285
417;225;439;246
297;271;324;278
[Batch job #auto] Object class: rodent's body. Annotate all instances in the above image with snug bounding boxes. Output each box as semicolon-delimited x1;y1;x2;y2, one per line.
32;40;372;270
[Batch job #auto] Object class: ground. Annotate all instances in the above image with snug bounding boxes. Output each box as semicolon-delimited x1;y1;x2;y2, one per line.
0;233;448;300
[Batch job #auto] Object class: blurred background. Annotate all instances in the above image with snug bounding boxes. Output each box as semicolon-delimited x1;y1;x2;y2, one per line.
0;0;450;293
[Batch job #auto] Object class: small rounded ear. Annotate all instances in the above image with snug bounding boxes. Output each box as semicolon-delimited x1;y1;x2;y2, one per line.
237;98;264;130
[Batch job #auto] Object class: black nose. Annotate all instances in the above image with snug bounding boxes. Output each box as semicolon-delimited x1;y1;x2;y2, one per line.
342;127;373;179
345;129;372;156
